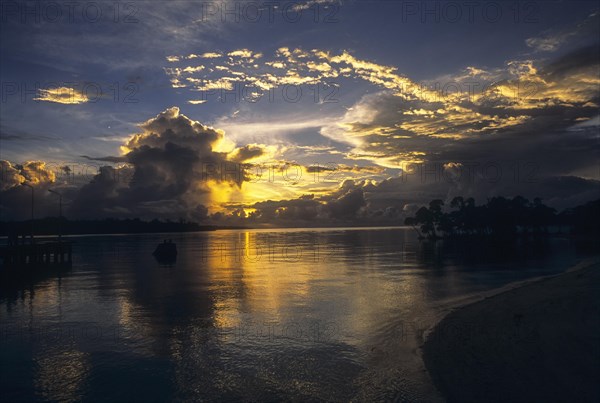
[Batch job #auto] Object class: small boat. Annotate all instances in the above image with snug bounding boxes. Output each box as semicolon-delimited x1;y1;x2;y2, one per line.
153;240;177;262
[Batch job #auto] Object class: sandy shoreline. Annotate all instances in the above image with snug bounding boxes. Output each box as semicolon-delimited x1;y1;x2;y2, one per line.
422;259;600;402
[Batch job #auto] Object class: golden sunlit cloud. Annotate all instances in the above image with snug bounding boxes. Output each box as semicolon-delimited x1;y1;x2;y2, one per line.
164;44;599;171
199;52;222;58
34;87;89;104
227;49;259;58
0;160;26;190
0;160;57;189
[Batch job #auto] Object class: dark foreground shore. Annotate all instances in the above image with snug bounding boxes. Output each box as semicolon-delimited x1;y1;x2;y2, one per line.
423;261;600;403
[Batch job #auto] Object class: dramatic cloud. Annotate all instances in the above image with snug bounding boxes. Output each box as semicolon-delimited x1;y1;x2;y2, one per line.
70;107;247;219
319;44;600;172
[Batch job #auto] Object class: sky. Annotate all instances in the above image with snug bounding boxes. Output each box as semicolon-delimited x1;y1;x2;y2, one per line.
1;0;599;225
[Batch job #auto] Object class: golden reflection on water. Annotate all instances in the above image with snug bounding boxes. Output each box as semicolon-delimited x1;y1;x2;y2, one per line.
34;346;90;401
196;230;428;353
4;228;554;400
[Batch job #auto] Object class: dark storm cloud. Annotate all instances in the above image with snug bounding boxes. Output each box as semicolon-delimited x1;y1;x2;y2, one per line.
326;184;366;220
251;194;322;222
68;107;238;219
240;180;371;225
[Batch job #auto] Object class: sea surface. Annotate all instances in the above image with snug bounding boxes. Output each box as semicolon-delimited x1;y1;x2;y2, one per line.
0;227;595;402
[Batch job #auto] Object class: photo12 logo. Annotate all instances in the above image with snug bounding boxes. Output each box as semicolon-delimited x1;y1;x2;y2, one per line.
399;161;539;184
198;1;340;24
0;1;139;24
1;81;139;104
391;1;540;24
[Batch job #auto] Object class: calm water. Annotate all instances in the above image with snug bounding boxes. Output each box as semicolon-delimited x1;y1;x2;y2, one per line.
0;228;594;402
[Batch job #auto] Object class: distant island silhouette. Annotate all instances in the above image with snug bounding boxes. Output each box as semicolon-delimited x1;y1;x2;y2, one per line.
0;218;247;237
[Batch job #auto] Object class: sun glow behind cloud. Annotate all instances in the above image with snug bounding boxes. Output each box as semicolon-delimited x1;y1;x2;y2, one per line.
2;6;599;222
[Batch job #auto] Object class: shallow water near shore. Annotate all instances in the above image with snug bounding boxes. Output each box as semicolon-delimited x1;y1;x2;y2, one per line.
0;227;596;401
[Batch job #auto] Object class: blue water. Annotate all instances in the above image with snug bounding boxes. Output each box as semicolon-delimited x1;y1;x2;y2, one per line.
0;228;593;401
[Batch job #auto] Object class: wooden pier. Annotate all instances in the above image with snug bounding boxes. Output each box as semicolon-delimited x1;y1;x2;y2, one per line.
0;241;72;270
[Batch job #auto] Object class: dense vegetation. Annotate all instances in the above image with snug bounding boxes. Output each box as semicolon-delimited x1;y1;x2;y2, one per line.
405;197;600;239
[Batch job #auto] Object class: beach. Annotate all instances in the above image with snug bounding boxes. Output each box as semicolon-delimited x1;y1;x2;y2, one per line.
423;260;600;402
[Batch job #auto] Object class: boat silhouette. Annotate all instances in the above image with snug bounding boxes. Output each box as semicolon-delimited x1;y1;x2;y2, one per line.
153;240;177;262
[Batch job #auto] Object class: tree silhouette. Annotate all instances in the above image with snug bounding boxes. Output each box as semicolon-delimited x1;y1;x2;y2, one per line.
404;196;595;239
